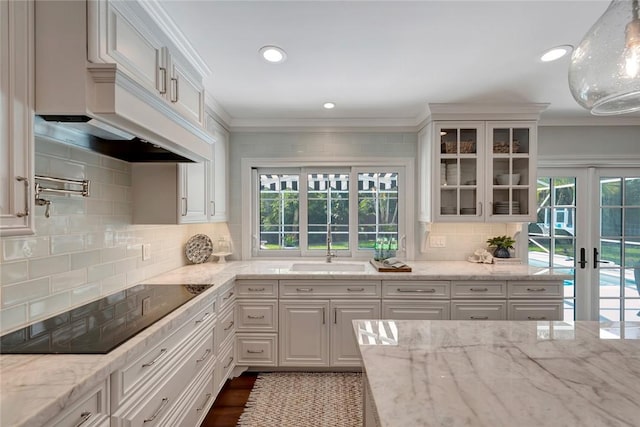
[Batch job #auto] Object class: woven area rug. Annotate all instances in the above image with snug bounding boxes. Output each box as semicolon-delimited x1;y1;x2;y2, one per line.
237;372;363;427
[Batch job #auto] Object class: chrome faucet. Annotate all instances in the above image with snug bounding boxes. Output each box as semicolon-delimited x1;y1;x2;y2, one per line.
326;223;336;263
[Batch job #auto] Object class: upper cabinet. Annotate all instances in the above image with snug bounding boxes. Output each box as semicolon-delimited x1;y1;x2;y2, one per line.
1;0;35;236
206;112;228;222
419;104;546;223
35;0;213;161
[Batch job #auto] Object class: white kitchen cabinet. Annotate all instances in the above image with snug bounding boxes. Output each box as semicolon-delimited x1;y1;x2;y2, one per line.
508;301;563;320
451;301;508;320
131;161;210;224
382;280;450;320
168;51;205;125
205;111;229;222
87;0;205;126
236;333;278;366
0;0;34;236
279;300;330;367
418;104;546;223
330;300;380;366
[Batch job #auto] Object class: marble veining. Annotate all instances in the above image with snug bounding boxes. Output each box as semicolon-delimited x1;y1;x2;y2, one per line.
0;260;569;427
355;320;640;427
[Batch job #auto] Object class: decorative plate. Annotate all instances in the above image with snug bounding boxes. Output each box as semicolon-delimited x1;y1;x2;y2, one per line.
185;234;213;264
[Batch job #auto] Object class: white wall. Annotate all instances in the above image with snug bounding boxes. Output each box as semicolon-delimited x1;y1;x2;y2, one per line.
0;138;227;334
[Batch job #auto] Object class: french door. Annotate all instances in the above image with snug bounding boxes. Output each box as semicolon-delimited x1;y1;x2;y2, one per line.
530;167;640;321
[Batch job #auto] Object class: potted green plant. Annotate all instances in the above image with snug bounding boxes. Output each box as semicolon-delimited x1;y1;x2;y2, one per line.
486;235;516;258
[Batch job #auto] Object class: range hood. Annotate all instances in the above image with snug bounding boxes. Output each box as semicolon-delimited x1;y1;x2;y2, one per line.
35;115;195;163
34;0;214;163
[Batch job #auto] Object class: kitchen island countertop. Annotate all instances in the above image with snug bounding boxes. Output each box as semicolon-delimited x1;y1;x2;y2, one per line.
355;319;640;427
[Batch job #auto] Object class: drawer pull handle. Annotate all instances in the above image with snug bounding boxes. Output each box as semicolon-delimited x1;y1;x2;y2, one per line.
223;291;234;301
470;316;489;320
470;288;489;292
224;321;234;331
527;316;547;320
196;349;211;363
526;288;547;292
195;312;212;324
144;397;169;423
347;288;365;292
196;393;213;412
224;356;234;369
296;288;313;292
247;349;265;354
247;315;265;319
75;411;92;427
142;348;168;368
248;287;266;292
397;288;436;293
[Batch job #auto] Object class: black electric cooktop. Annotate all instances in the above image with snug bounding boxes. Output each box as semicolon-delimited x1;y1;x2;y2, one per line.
0;284;212;354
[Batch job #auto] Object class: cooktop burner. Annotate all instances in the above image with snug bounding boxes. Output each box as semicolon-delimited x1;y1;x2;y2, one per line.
0;284;212;354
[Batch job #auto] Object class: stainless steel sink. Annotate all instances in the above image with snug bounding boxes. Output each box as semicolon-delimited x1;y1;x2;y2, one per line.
289;262;366;272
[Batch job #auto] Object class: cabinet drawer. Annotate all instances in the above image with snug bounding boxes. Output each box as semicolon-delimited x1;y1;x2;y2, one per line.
382;300;450;320
51;379;109;427
280;280;380;298
216;305;235;349
217;281;236;313
236;333;278;366
508;301;563;320
382;281;449;298
216;340;236;393
111;330;214;427
236;280;278;298
236;300;278;332
112;300;215;407
452;281;507;298
162;357;215;427
451;301;507;320
508;281;563;298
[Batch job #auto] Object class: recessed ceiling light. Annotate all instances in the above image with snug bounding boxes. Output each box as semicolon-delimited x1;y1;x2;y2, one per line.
540;45;573;62
323;102;336;109
259;45;287;63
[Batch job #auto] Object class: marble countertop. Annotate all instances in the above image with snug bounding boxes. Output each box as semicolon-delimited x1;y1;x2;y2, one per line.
355;319;640;427
0;259;569;427
145;259;572;283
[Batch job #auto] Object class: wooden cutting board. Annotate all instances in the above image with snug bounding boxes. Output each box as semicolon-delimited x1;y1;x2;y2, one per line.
369;259;412;272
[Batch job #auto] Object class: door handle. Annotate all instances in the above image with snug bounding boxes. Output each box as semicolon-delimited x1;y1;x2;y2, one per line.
579;247;587;269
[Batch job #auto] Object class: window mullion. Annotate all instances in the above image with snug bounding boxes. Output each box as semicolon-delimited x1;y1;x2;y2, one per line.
299;170;309;255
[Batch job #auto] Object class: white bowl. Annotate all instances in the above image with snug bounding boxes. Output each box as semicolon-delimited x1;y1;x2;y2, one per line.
497;174;520;185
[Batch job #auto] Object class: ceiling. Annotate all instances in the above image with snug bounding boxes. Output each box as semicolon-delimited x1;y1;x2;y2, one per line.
158;0;640;128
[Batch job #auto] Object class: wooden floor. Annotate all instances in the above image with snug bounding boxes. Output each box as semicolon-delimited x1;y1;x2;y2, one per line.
200;372;258;427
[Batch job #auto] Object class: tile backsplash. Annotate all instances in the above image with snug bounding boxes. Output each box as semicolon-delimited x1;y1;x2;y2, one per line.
0;138;226;335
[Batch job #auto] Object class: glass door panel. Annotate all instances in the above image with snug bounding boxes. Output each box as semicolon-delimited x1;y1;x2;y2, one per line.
437;124;480;220
528;175;579;321
598;175;640;321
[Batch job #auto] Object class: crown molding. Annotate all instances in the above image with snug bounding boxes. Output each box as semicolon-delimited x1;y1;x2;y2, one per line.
227;117;420;133
138;0;212;78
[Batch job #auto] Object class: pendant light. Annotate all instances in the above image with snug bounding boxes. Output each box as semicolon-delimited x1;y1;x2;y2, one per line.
568;0;640;115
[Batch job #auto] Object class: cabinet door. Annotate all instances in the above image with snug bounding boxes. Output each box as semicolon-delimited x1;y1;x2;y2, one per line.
207;121;228;222
330;300;380;366
91;1;164;94
435;122;485;222
169;54;205;125
0;0;34;236
486;121;537;221
178;162;209;223
279;300;329;367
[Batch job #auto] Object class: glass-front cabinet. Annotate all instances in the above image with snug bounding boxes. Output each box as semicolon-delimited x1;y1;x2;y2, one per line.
431;120;537;223
486;122;536;222
435;122;485;221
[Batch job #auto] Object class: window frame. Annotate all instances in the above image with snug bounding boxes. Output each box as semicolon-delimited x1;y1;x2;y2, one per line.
244;158;414;260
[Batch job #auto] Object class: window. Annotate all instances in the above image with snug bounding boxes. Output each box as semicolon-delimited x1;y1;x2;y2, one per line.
254;167;405;258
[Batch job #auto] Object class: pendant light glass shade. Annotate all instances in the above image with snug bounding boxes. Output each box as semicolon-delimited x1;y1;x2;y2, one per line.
569;0;640;115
